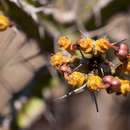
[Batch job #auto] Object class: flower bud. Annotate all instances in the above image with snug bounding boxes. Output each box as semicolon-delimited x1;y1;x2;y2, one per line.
67;72;85;88
76;38;93;53
111;78;121;88
119;79;130;96
50;52;69;68
59;64;72;74
103;75;114;85
115;43;128;59
119;43;128;50
95;38;109;53
87;75;103;91
0;15;9;31
71;43;78;50
58;36;71;51
116;49;128;59
124;60;130;75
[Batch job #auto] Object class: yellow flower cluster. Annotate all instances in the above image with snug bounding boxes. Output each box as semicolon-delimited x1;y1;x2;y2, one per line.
58;36;71;51
67;72;85;88
95;38;109;53
87;76;103;91
77;38;93;53
50;36;130;98
57;37;111;55
50;52;69;68
123;60;130;75
0;15;9;31
119;79;130;96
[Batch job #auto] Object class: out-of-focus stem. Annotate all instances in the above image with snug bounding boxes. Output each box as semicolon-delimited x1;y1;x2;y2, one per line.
97;83;110;89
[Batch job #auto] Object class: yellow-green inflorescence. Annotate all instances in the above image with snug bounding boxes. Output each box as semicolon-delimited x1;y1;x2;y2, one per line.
50;36;130;96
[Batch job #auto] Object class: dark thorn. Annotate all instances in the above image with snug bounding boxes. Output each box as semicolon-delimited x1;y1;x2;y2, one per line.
79;48;85;59
87;89;99;112
100;67;104;77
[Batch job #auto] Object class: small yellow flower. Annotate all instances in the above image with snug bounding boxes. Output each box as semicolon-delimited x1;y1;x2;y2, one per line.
87;76;103;91
95;38;109;53
0;15;9;31
58;36;71;51
123;60;130;75
67;72;85;88
50;52;69;68
77;38;93;53
119;79;130;96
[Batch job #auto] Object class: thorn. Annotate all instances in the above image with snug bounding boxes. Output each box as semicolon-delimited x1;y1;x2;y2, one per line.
100;67;104;77
72;63;82;72
87;89;99;112
79;30;89;38
54;84;86;101
111;39;127;45
79;48;85;59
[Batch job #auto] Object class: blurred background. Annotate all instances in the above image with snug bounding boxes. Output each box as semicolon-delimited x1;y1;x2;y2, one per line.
0;0;130;130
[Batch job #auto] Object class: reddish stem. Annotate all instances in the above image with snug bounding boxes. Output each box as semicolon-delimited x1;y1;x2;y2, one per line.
97;83;110;89
105;42;118;50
